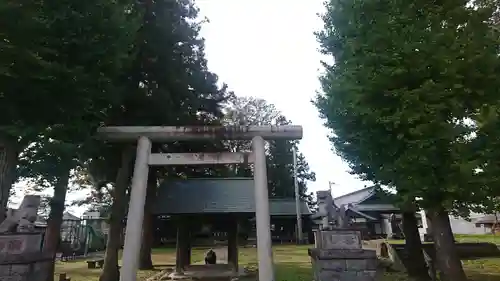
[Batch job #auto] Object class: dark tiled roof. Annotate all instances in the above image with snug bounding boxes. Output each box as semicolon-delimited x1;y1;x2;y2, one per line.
333;187;373;206
333;186;400;212
356;204;400;212
152;178;311;215
347;206;377;221
475;214;498;224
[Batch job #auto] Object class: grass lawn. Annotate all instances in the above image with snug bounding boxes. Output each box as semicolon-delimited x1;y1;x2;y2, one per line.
387;234;500;245
55;241;500;281
455;234;500;244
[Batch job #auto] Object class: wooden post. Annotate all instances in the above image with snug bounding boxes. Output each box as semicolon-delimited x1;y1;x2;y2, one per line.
227;219;239;273
175;221;187;273
184;228;192;267
293;147;303;244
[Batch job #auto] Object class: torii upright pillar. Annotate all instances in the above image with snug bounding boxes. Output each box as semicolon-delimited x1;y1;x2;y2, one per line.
96;126;303;281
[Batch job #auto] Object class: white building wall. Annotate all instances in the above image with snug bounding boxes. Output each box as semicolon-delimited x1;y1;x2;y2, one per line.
419;210;491;237
382;217;393;237
449;213;490;235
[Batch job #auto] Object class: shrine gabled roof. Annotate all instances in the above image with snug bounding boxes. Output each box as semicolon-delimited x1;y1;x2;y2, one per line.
333;186;399;212
346;206;377;221
333;187;374;206
152;178;312;215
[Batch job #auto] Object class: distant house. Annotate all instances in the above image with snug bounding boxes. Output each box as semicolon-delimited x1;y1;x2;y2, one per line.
420;211;496;236
475;214;498;230
330;187;416;239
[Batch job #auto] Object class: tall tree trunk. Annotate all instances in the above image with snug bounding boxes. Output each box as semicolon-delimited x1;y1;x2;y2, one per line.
494;213;498;234
427;208;467;281
100;147;134;281
43;169;71;281
402;211;430;281
0;134;19;223
139;169;157;270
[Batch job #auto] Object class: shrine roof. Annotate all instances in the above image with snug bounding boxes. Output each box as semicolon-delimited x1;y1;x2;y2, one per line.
152;178;312;215
333;186;399;212
346;206;378;221
333;187;374;206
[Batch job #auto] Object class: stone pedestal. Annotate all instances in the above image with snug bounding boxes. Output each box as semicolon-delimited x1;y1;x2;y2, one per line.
0;232;52;281
309;229;377;281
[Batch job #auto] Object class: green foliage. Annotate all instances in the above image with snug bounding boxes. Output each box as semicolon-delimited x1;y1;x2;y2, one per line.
2;0;142;209
223;96;317;207
2;3;142;237
316;0;500;211
75;0;232;212
0;0;141;135
267;140;316;206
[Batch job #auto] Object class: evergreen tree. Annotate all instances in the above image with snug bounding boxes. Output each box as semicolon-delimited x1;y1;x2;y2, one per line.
0;0;141;227
316;1;500;280
223;96;316;206
76;0;232;278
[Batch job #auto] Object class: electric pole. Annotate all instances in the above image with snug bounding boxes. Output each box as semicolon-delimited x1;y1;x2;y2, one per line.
293;147;303;244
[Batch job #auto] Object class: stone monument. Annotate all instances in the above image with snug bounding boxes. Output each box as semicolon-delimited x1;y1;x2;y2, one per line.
312;190;337;229
309;190;378;281
0;195;53;281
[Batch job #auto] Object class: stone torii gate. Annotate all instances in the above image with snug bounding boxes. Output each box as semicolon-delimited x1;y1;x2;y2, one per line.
96;125;303;281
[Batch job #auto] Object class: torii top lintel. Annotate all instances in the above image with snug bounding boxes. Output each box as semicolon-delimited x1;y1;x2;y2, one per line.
96;125;303;142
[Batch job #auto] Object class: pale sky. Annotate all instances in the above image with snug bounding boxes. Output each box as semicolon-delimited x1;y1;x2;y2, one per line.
196;0;369;197
11;0;369;215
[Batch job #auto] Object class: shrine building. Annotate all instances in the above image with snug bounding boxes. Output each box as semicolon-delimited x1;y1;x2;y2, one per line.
150;178;313;273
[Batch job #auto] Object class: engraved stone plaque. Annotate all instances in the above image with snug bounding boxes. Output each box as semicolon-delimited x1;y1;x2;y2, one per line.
0;233;47;281
317;230;362;250
325;234;361;249
0;234;41;255
309;230;376;281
